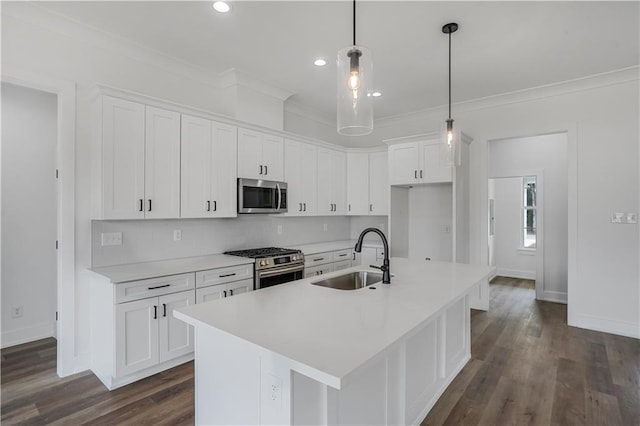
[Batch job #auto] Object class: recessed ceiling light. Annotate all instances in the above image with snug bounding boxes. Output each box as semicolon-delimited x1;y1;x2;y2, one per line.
314;59;327;67
213;1;231;13
369;91;382;97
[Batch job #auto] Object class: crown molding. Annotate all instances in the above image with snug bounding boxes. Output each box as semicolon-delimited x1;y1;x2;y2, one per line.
284;98;336;128
377;66;640;129
219;68;293;101
3;2;221;90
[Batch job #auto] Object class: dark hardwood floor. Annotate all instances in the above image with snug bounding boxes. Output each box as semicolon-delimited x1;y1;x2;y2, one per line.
2;276;638;425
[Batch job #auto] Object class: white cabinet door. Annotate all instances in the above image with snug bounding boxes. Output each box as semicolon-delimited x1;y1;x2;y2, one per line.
347;152;370;216
115;298;159;377
369;151;389;215
158;291;195;363
227;279;254;296
388;142;420;186
102;96;145;219
181;115;213;218
237;128;263;179
145;106;181;219
261;134;284;181
317;148;347;215
211;122;238;217
196;284;227;304
420;140;452;183
284;140;317;216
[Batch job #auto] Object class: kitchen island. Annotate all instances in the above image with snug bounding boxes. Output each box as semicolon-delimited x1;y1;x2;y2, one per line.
175;258;492;425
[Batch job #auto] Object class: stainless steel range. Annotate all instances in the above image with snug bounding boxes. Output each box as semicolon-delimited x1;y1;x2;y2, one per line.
224;247;305;290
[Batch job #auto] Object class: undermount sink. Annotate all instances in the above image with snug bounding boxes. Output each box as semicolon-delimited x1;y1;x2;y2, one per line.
311;271;383;290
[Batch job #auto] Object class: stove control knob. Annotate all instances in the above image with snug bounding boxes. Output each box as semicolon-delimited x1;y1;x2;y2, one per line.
259;260;266;266
291;255;297;261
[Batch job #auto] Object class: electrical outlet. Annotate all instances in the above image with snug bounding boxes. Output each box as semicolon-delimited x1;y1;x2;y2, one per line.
444;225;451;234
267;373;282;406
101;232;122;246
627;213;638;224
12;306;23;318
173;229;182;241
277;225;283;235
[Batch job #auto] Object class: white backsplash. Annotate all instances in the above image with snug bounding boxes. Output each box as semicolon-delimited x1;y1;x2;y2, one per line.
92;215;380;267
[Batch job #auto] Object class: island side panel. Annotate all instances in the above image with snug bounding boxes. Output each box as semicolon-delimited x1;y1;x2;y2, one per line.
193;326;293;425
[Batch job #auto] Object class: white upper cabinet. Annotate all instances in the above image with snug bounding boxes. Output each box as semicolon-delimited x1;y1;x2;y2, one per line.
388;139;451;185
181;114;237;218
346;151;389;216
284;139;317;216
100;96;180;219
145;106;181;219
369;151;389;215
346;153;370;215
237;128;284;181
317;147;347;215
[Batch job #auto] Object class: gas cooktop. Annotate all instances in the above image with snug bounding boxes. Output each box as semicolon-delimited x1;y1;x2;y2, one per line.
224;247;301;259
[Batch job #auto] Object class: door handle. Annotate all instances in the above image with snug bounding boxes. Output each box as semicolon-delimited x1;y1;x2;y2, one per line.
162;303;167;317
264;165;268;175
207;200;211;212
148;199;152;212
153;305;157;319
139;199;144;212
259;165;263;175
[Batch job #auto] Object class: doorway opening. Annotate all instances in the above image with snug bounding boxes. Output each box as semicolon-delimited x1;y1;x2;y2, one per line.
1;83;58;352
487;132;568;303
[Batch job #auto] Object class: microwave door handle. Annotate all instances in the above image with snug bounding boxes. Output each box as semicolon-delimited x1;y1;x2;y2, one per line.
276;183;282;210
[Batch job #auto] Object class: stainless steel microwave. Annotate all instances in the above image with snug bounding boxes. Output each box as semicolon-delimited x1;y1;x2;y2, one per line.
237;178;288;214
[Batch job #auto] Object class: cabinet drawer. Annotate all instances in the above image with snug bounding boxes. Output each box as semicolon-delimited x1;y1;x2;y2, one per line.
332;249;353;262
304;264;334;278
305;253;333;267
333;260;352;271
115;273;195;304
196;264;254;288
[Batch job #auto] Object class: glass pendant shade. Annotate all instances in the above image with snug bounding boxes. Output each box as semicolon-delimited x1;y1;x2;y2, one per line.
441;119;461;166
337;45;373;136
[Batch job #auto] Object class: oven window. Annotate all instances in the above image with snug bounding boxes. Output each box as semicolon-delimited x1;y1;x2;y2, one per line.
259;270;303;289
243;186;276;209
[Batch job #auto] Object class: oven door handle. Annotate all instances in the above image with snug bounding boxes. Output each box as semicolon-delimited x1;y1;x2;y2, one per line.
258;264;304;278
276;183;282;211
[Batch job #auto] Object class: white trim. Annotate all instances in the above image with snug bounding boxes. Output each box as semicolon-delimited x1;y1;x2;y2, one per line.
570;313;640;339
1;322;56;349
219;68;293;101
2;67;77;378
541;290;568;305
495;268;536;280
517;248;536;256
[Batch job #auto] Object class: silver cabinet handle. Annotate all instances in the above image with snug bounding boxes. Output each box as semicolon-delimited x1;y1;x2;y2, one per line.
276;183;282;210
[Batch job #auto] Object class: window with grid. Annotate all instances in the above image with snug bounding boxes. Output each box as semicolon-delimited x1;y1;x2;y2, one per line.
522;176;536;249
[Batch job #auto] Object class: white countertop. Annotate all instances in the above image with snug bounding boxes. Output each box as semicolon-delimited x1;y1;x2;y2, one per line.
90;254;254;283
175;258;492;389
290;239;383;255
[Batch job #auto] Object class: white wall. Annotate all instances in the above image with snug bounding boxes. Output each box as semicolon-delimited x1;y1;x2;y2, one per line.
92;216;351;268
1;83;57;347
490;178;537;280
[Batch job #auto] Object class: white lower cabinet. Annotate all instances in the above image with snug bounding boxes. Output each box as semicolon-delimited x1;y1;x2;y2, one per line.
196;278;253;303
90;272;196;390
303;248;356;277
195;264;254;303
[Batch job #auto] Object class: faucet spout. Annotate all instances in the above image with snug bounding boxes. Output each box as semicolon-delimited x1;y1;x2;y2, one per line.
354;227;391;284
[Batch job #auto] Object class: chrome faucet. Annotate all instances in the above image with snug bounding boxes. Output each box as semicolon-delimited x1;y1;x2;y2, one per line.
354;227;391;284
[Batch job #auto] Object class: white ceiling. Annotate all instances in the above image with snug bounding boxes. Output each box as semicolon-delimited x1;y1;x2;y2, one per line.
39;1;639;123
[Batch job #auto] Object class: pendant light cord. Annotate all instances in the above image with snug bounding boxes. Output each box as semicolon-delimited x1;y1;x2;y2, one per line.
448;31;452;120
353;0;357;46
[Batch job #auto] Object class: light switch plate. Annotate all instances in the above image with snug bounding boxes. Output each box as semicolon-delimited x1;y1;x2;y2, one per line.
627;213;638;224
611;212;624;223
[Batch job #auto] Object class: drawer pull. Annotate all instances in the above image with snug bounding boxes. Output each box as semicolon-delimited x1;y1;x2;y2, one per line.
153;305;157;319
338;253;348;257
229;289;234;296
219;273;236;278
148;284;171;290
313;258;325;262
162;303;167;317
223;290;227;297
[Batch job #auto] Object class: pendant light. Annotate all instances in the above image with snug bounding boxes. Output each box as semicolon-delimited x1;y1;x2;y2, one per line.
442;22;460;165
337;0;373;136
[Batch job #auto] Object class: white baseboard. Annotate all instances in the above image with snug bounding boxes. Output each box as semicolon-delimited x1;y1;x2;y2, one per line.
1;321;55;348
569;313;640;339
495;268;536;280
540;290;567;304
